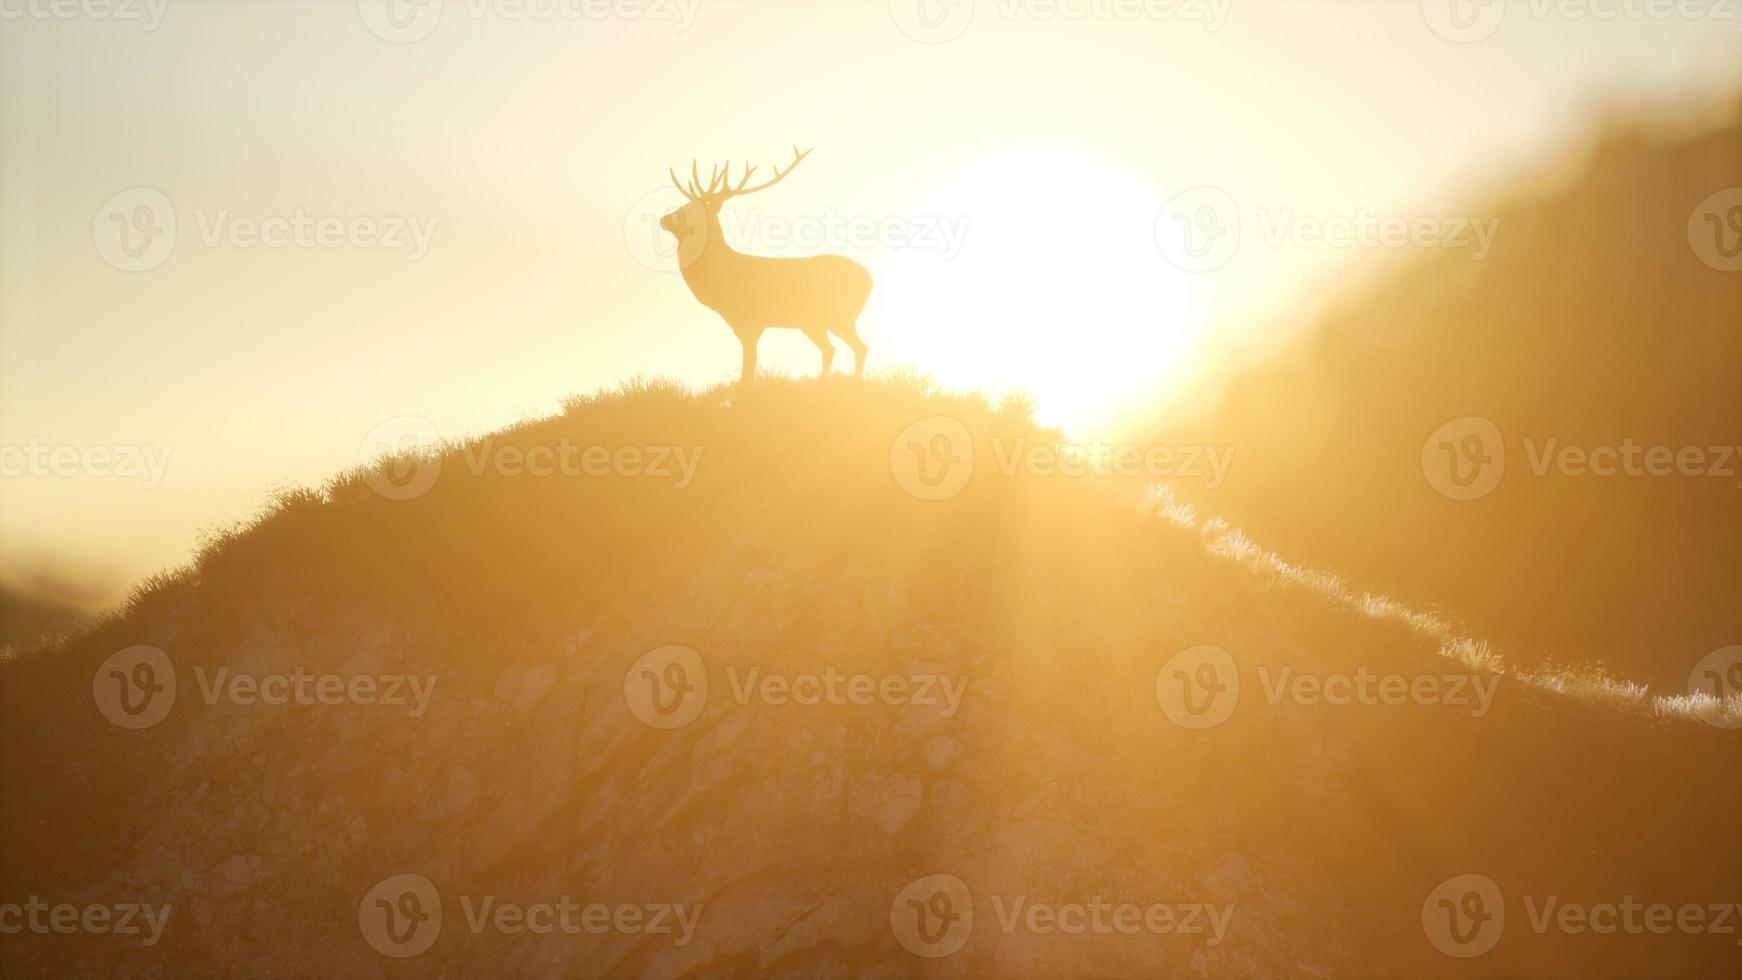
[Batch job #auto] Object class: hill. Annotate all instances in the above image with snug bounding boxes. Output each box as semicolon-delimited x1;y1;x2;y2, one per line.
0;377;1737;977
1147;100;1742;693
0;587;89;655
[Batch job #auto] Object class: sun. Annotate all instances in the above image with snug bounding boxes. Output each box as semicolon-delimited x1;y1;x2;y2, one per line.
869;144;1205;434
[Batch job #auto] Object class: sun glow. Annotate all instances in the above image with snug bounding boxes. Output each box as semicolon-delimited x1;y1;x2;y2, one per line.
870;145;1206;434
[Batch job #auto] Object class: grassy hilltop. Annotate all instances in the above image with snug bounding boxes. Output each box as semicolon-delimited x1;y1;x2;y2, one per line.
1;376;1737;978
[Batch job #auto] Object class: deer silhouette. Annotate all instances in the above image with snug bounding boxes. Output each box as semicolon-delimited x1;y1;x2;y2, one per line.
660;148;872;382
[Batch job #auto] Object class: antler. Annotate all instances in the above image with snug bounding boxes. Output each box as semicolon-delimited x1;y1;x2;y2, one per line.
719;146;811;201
668;167;697;201
669;147;812;203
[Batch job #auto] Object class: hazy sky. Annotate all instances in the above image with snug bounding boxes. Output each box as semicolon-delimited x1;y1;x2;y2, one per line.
2;0;1738;606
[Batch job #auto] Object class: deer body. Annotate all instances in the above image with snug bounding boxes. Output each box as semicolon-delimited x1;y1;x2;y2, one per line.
661;149;872;382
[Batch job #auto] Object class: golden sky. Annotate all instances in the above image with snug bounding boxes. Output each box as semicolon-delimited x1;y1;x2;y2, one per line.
2;0;1738;605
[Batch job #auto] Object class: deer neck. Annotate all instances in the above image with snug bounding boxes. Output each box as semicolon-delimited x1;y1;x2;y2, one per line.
677;213;744;296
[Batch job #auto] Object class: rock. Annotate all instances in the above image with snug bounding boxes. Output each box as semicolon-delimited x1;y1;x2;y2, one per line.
691;713;757;793
924;736;961;771
494;665;558;715
447;767;479;812
1201;854;1255;904
847;771;922;834
209;855;263;897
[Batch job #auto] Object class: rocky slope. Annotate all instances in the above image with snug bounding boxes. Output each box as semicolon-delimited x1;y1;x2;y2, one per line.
1;378;1737;978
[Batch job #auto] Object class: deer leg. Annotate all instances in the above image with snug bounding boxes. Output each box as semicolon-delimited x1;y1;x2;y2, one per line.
835;323;868;378
737;326;763;383
806;330;834;376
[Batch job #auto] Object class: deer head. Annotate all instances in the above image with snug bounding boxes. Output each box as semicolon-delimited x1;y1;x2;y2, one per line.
659;146;813;251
